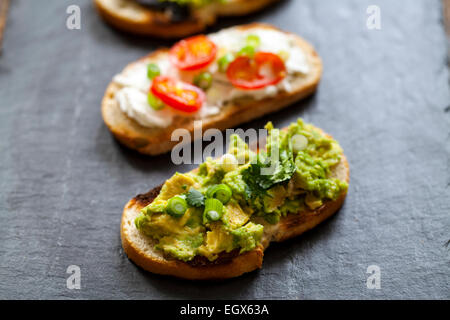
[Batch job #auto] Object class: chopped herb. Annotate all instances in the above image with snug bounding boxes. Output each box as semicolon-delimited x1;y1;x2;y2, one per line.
186;189;205;207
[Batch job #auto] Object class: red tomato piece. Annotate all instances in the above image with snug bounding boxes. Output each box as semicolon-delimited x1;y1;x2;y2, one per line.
151;76;205;113
226;52;287;90
170;35;217;71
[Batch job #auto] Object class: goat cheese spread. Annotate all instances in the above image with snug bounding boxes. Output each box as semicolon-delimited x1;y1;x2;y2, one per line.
112;27;310;128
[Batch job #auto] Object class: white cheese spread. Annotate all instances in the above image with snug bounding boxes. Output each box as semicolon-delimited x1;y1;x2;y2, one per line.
112;27;310;128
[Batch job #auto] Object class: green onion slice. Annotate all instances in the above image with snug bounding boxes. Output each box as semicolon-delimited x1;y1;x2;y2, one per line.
193;72;213;90
147;63;160;80
291;134;308;152
246;34;261;48
217;53;235;72
204;198;223;222
147;93;165;110
166;196;188;218
238;45;255;58
206;184;232;204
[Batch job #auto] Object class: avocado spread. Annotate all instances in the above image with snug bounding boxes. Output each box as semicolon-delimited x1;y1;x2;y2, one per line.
135;119;348;262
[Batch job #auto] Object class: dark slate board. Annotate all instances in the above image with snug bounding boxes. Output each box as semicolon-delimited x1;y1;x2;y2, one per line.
0;0;449;299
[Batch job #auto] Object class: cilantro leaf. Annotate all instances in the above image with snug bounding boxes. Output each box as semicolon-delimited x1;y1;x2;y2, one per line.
186;189;205;207
242;150;295;201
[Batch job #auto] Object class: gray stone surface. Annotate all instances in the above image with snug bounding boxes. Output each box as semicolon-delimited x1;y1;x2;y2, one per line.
0;0;449;299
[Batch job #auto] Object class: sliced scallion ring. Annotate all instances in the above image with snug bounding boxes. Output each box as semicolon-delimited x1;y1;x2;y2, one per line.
193;72;213;90
206;184;232;204
246;34;261;48
204;198;223;222
217;53;235;72
166;196;188;218
148;93;165;110
147;63;160;80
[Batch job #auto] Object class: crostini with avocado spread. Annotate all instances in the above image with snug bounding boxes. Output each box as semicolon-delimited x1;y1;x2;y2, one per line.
121;118;349;279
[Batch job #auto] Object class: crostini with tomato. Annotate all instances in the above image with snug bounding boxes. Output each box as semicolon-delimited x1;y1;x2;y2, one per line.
93;0;281;38
101;23;322;155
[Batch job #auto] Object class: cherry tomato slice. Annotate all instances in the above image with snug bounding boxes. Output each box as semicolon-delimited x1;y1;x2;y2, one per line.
151;76;205;113
226;52;287;90
170;35;217;71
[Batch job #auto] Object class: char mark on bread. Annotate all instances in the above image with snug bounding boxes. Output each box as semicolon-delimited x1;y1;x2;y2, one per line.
133;185;162;207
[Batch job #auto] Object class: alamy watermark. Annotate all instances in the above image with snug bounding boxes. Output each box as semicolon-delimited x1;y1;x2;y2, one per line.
66;5;81;30
170;121;266;165
66;265;81;290
366;5;381;30
169;120;307;176
366;265;381;289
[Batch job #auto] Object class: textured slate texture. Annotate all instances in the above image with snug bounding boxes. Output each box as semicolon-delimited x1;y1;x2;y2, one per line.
0;0;449;299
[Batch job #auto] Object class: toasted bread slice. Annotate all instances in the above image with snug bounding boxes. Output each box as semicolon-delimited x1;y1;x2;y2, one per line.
94;0;280;38
102;23;322;155
121;129;349;280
